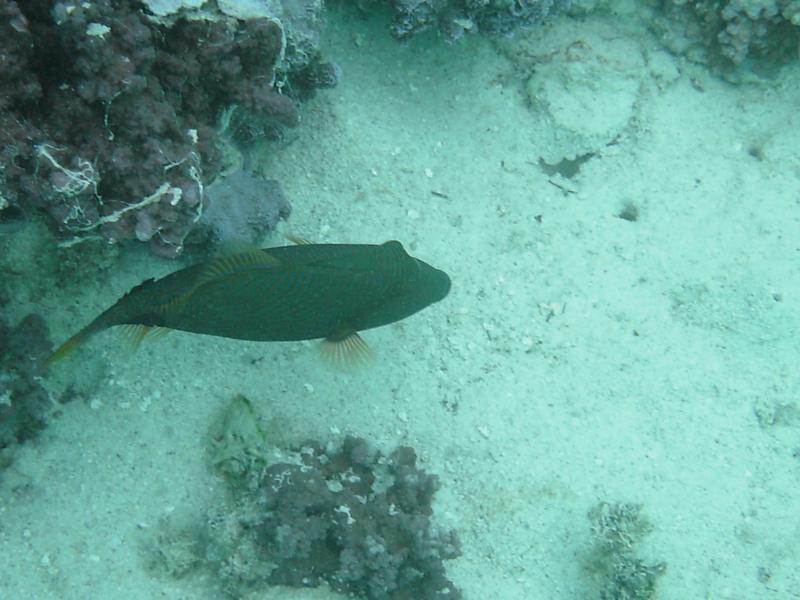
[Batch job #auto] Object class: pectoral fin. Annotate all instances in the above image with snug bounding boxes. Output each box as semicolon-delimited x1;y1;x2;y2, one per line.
320;327;374;371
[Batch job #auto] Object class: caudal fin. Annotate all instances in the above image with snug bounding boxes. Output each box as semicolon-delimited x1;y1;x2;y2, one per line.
47;322;173;365
47;328;93;365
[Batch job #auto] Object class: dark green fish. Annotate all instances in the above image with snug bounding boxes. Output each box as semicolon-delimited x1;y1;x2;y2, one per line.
49;241;451;365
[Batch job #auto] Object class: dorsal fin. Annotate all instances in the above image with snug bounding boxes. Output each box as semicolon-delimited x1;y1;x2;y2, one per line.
195;244;280;289
285;233;314;245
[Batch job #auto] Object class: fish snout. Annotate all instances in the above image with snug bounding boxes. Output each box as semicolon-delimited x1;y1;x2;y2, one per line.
435;268;452;301
415;258;450;302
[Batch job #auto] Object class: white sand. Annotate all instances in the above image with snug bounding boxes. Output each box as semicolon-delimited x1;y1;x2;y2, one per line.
2;5;799;600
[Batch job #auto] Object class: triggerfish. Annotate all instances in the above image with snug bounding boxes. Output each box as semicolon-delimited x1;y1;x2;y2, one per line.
48;240;451;366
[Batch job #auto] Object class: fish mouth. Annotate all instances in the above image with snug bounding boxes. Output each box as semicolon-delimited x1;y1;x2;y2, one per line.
436;269;452;300
415;258;450;301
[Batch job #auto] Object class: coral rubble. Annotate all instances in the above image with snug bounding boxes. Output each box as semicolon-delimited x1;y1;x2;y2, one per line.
585;501;666;600
380;0;568;41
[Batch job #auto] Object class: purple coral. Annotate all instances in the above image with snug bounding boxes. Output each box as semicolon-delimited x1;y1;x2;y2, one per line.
0;0;304;258
660;0;800;73
387;0;566;41
193;170;292;246
205;435;462;599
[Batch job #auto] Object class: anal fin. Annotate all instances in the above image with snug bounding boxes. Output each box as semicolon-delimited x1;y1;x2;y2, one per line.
120;324;172;351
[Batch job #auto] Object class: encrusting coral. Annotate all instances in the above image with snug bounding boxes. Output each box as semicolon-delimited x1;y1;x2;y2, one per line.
0;0;327;257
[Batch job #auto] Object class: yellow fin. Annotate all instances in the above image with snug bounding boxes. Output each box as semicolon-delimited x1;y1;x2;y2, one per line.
145;326;172;343
285;234;314;245
319;329;374;371
196;245;280;289
47;330;88;365
119;324;171;351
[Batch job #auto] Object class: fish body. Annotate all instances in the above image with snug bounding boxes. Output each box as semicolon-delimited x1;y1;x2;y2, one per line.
49;241;451;362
